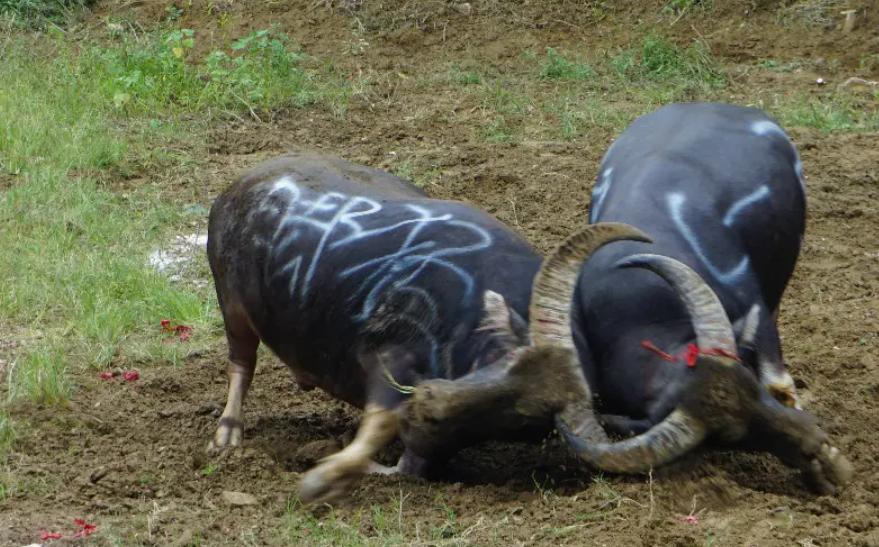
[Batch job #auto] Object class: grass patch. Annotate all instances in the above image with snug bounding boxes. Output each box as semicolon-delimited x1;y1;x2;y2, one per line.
663;0;713;16
0;0;93;26
479;83;532;143
538;48;595;81
777;0;848;29
449;63;484;86
282;494;467;546
612;36;724;87
770;92;879;133
0;25;353;405
93;27;350;116
6;342;70;405
0;411;13;458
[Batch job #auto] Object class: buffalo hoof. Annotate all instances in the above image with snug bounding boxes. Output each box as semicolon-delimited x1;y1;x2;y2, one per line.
207;417;243;453
298;456;365;505
803;442;853;495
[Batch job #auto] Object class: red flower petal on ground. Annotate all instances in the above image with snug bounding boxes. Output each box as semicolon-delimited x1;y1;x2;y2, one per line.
99;371;114;380
122;370;140;382
40;531;63;540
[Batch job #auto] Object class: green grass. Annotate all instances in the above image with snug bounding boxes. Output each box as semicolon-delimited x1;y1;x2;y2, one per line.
664;0;713;16
466;36;727;143
0;26;353;406
538;48;595;81
282;494;467;546
0;411;13;459
480;83;532;143
90;27;350;116
0;0;93;26
770;93;879;133
5;342;70;405
449;64;484;86
612;36;724;87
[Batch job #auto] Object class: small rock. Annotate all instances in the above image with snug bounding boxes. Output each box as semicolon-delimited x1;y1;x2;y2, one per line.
295;439;342;465
221;490;258;506
453;2;472;16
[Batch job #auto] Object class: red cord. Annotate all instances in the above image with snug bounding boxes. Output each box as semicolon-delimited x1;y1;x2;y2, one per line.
641;340;739;367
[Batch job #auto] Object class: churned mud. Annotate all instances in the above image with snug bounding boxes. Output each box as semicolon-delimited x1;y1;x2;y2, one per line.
2;1;878;545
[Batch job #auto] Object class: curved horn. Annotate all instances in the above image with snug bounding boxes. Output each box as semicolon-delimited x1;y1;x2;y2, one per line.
557;408;707;472
529;223;651;348
531;223;650;447
618;254;737;357
558;254;734;471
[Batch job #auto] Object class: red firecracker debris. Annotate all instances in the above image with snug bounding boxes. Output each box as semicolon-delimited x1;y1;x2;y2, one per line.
160;319;193;342
681;514;700;525
176;324;193;341
72;519;98;538
122;370;140;382
99;371;114;380
40;531;63;540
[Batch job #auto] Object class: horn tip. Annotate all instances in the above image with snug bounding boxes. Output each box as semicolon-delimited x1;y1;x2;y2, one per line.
614;253;663;270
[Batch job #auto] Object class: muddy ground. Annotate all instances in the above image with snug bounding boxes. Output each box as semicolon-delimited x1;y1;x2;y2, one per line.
2;1;878;545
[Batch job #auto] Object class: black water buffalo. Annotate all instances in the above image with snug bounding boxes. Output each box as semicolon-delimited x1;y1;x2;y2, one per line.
404;103;851;495
553;102;852;493
206;153;645;503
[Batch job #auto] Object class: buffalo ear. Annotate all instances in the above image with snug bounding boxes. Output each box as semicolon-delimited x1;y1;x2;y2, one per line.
478;290;530;348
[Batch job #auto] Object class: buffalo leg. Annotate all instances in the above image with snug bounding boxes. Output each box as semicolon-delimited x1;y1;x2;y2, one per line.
209;312;259;451
748;401;852;495
298;404;399;504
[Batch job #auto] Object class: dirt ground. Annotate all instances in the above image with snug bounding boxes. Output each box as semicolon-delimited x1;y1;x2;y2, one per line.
3;1;878;545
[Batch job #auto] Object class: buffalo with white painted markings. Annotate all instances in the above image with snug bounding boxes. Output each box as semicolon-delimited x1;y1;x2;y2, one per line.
206;152;646;503
402;103;851;495
554;102;851;493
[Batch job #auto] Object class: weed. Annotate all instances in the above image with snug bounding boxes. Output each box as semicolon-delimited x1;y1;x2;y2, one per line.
138;472;157;486
200;463;218;477
538;48;595;81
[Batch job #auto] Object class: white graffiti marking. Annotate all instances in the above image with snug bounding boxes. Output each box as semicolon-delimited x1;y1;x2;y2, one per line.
668;192;749;284
722;185;770;227
750;120;806;194
590;167;613;221
263;178;493;322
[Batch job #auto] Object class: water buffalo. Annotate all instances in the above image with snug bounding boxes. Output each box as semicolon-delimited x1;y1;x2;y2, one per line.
556;102;852;493
404;103;852;495
206;152;645;503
